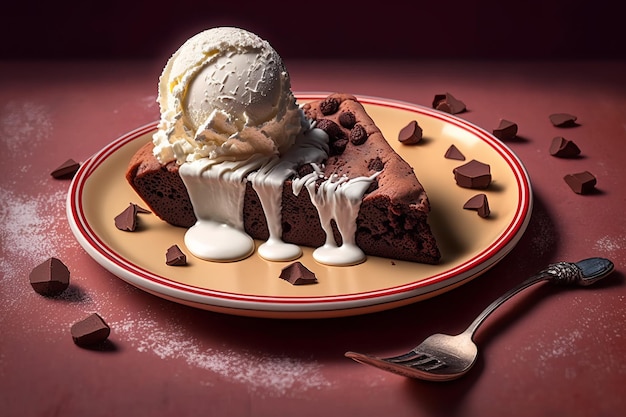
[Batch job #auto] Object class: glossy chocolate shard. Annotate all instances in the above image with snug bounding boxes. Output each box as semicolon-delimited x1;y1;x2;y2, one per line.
444;144;465;161
166;245;187;266
71;313;111;347
279;262;318;285
433;93;466;114
114;204;138;231
492;119;518;141
564;171;596;194
463;194;490;218
550;136;581;158
29;257;70;296
51;159;80;179
398;120;423;144
453;159;492;189
550;113;578;127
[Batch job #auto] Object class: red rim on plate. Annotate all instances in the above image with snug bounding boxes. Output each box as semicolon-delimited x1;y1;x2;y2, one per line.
67;94;532;318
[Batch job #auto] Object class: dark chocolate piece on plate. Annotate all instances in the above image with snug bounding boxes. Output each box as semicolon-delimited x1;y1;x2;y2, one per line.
71;313;111;347
550;136;581;158
133;203;152;214
564;171;596;194
463;194;490;218
279;262;318;285
492;119;518;140
51;159;80;179
444;144;465;161
114;204;138;231
166;245;187;266
29;257;70;296
549;113;578;127
433;93;466;114
398;120;423;145
453;159;492;189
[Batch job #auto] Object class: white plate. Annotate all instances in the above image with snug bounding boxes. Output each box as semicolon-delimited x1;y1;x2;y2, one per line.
67;94;532;318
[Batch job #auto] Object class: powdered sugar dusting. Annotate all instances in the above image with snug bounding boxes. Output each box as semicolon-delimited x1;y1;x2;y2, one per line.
593;235;626;264
0;100;52;155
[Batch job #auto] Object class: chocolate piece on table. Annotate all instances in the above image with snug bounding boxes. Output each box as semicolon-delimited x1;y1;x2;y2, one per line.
398;120;423;144
432;93;466;114
549;113;578;127
279;262;318;285
114;204;138;231
29;257;70;296
549;136;581;158
71;313;111;347
453;159;492;189
444;144;465;161
564;171;596;194
166;245;187;266
51;159;80;179
463;194;490;218
492;119;518;140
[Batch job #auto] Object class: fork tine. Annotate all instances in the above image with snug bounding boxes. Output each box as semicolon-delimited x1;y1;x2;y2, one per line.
385;351;448;371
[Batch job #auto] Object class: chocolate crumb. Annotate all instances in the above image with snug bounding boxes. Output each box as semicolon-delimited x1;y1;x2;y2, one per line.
564;171;596;194
463;194;490;218
368;157;385;172
114;204;138;231
444;144;465;161
51;159;80;179
166;245;187;266
279;262;318;285
349;124;368;145
71;313;111;347
433;93;466;114
29;257;70;296
550;113;578;127
492;119;518;140
338;111;357;128
398;120;423;144
550;136;581;158
320;97;340;115
453;159;491;189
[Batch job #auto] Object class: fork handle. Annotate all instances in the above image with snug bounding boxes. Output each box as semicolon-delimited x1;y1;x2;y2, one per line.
463;257;614;338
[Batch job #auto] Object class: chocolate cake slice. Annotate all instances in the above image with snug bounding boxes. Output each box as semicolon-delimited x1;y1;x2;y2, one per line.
126;94;440;264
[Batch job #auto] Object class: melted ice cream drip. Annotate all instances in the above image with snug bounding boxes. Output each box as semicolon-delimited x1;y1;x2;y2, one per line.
293;165;380;266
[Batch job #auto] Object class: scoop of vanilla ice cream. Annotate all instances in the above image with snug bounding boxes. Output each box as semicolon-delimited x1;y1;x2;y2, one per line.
153;27;305;165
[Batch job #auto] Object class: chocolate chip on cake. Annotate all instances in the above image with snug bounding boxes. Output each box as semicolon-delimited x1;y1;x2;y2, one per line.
349;124;368;145
550;136;581;158
453;159;491;189
444;144;466;160
331;138;348;155
338;111;357;128
319;97;340;115
463;194;490;218
368;157;385;172
316;119;345;141
492;119;518;141
166;245;187;266
29;257;70;296
550;113;578;127
70;313;111;347
564;171;596;194
398;120;423;144
51;159;80;179
433;93;466;114
279;262;318;285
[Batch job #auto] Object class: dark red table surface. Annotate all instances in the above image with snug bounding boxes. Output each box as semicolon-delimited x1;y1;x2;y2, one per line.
1;59;625;417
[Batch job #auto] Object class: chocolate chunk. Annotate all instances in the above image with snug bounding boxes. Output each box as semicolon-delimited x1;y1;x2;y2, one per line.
29;257;70;296
316;119;345;142
444;144;465;160
398;120;423;144
564;171;596;194
463;194;490;218
166;245;187;266
71;313;110;347
51;159;80;179
550;136;581;158
433;93;466;114
133;204;151;214
114;204;138;231
368;157;385;172
453;159;491;189
319;97;340;115
550;113;578;127
349;124;368;145
338;111;357;129
330;138;348;155
492;119;518;141
279;262;318;285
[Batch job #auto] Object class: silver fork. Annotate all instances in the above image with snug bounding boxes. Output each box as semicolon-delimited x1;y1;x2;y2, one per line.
345;257;615;381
